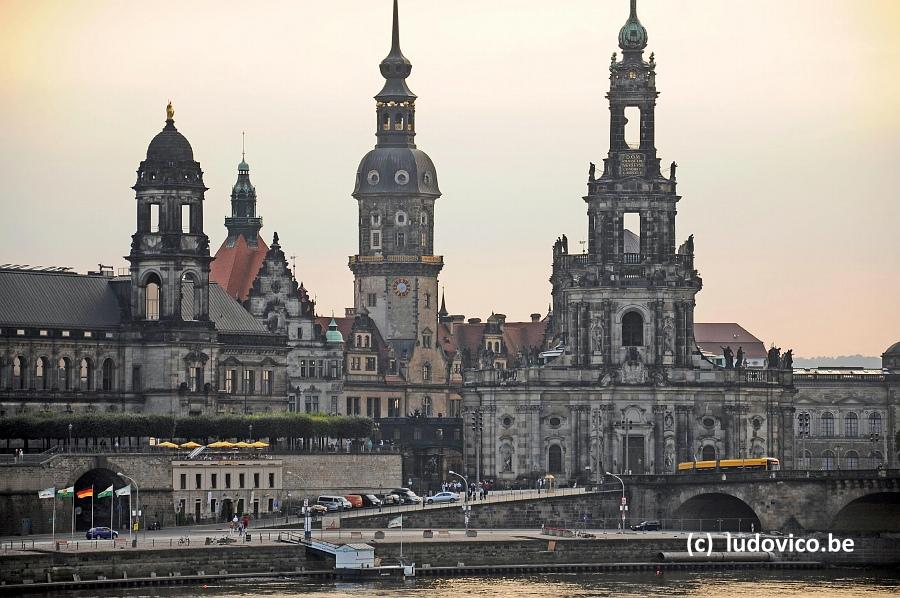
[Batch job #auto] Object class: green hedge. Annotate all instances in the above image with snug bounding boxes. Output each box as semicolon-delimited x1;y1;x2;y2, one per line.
0;413;373;442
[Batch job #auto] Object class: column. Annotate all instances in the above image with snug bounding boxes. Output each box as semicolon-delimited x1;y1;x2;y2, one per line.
653;405;666;474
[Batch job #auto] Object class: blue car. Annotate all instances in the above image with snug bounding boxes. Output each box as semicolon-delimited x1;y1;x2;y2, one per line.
86;527;118;540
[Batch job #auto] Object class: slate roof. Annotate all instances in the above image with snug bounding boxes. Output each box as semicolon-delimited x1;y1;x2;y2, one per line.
0;268;267;335
0;269;123;328
210;234;269;301
694;323;767;360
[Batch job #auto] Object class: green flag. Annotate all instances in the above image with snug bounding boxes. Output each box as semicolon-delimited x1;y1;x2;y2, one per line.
97;485;114;498
57;486;74;498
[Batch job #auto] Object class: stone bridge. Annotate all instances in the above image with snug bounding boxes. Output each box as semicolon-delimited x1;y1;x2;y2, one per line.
322;470;900;534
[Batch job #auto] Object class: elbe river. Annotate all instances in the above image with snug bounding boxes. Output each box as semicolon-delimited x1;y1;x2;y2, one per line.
66;570;900;597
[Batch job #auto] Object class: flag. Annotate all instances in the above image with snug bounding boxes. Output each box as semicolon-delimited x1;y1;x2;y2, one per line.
57;487;74;498
97;485;114;498
38;487;56;499
76;487;93;499
387;515;403;529
115;485;131;497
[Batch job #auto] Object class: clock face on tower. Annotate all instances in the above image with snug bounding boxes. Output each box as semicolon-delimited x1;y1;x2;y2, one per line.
392;278;410;297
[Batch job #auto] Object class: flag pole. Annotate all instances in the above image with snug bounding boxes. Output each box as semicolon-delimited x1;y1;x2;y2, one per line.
52;493;56;544
128;492;132;541
91;485;94;531
71;492;75;537
110;490;114;533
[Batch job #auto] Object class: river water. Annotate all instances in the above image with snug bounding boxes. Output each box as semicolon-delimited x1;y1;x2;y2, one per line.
67;570;900;597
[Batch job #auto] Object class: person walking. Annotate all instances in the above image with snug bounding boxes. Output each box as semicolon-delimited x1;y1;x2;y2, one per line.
231;514;239;535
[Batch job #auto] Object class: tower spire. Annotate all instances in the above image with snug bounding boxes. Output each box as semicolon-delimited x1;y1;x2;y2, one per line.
391;0;401;56
375;0;416;148
242;131;246;162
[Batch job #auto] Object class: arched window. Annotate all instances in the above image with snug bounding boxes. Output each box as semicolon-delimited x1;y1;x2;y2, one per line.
821;450;835;471
797;412;810;436
101;358;115;392
421;396;432;417
145;274;161;320
701;445;717;462
35;357;49;390
844;412;858;437
79;358;92;390
870;451;883;468
181;273;196;321
622;311;643;346
12;356;26;389
844;450;859;470
820;412;834;436
800;449;812;469
869;412;883;435
394;112;404;130
57;358;71;390
382;113;390;130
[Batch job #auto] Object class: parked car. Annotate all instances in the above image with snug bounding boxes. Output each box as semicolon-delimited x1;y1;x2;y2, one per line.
317;495;352;511
630;520;661;532
297;504;327;516
376;493;401;506
425;491;459;505
361;494;383;508
86;527;118;540
344;494;364;508
391;488;423;504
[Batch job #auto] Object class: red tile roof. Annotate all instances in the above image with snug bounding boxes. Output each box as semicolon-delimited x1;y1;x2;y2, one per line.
694;322;767;359
210;234;268;302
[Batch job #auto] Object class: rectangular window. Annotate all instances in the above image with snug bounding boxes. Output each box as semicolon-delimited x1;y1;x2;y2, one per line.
132;366;142;392
448;400;461;418
351;357;361;371
182;204;191;233
423;363;432;382
150;204;160;233
253;473;260;488
305;395;319;413
367;397;381;418
365;357;376;371
421;232;427;247
388;397;401;418
211;473;217;489
189;366;200;392
396;231;405;247
371;213;381;226
367;293;377;307
346;396;360;416
262;370;273;395
225;473;231;489
195;473;202;489
239;473;245;489
210;498;217;515
243;370;255;393
225;369;235;394
300;359;307;378
62;330;70;337
422;396;432;417
179;474;186;490
422;334;432;348
83;331;92;338
330;396;339;415
318;361;325;378
268;473;275;488
424;293;431;308
370;230;381;249
309;360;316;378
39;330;48;337
389;359;397;374
329;360;339;379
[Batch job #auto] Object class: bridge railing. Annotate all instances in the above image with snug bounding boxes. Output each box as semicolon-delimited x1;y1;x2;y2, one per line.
0;445;60;465
608;467;898;485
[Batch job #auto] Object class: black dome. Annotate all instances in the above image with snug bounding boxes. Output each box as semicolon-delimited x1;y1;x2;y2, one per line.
353;147;440;196
146;120;194;162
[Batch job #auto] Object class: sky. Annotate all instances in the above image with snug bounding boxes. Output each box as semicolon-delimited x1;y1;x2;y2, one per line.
1;0;898;357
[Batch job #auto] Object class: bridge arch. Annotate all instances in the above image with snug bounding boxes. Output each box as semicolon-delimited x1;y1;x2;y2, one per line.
673;491;761;532
831;492;900;533
71;468;129;532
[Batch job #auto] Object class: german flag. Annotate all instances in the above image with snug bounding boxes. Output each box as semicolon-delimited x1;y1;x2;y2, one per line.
76;487;93;499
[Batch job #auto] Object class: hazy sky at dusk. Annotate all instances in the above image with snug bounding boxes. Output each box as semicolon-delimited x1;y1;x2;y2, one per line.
1;0;897;357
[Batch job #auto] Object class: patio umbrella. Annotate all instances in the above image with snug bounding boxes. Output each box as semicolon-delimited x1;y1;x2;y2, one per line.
208;441;233;448
250;441;269;448
157;441;179;448
180;441;202;449
233;441;251;448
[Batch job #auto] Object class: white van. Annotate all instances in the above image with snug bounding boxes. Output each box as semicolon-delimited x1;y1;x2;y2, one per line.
317;495;352;511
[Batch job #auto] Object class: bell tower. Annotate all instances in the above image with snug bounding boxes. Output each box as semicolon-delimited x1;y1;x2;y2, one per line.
128;102;212;324
350;0;443;367
549;0;701;374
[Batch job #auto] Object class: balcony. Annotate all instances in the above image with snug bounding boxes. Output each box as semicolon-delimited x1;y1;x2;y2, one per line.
623;253;642;264
349;255;443;266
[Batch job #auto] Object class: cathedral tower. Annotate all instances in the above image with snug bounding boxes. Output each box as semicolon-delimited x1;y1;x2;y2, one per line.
129;102;212;323
549;0;701;374
350;0;443;369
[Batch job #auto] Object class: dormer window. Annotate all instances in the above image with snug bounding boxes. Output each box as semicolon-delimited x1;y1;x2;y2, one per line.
371;213;381;226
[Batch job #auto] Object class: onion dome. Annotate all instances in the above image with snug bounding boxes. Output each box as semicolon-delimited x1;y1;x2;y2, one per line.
618;0;648;52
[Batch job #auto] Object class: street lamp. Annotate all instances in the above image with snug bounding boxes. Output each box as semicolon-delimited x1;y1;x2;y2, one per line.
606;471;626;533
448;469;470;532
68;423;73;453
249;423;253;443
117;472;140;540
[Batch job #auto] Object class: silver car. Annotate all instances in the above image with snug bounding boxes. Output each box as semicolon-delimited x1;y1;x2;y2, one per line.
425;491;459;504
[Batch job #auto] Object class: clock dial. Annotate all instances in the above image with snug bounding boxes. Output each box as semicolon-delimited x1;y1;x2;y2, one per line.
392;278;410;297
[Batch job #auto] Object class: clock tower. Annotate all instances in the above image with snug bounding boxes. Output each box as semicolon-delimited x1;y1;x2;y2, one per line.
350;0;443;369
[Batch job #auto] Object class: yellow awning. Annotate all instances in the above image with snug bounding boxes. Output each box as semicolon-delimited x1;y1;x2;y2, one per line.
233;441;251;448
250;441;269;448
208;441;234;448
180;441;202;449
157;441;180;448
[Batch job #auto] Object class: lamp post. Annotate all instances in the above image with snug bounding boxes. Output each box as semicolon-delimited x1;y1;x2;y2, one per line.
606;471;626;533
117;472;140;539
68;423;73;453
249;424;253;443
448;469;470;532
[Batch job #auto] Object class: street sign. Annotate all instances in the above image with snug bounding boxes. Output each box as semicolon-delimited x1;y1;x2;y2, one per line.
621;496;627;505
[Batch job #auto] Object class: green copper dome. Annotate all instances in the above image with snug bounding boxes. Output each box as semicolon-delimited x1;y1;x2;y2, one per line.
325;317;344;343
618;0;647;51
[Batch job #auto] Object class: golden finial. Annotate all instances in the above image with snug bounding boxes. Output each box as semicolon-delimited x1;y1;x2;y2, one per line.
166;100;174;121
